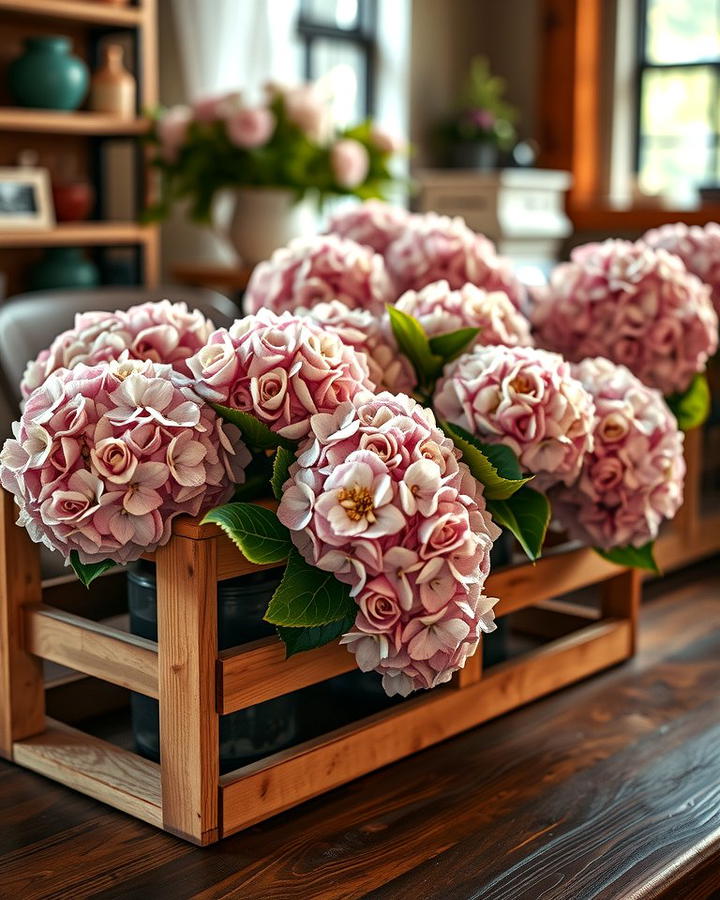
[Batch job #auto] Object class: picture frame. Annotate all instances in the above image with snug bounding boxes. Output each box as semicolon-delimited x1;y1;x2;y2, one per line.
0;167;55;231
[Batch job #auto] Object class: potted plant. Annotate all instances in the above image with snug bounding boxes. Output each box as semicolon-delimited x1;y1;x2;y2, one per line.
143;81;403;264
438;56;518;171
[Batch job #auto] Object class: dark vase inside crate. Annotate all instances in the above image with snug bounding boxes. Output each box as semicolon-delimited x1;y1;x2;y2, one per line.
482;529;513;668
128;561;299;774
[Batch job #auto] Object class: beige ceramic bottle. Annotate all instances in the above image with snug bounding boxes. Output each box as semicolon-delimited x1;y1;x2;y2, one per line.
90;44;136;118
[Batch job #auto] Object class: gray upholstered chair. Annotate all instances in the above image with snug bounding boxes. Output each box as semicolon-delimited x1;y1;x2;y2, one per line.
0;285;238;578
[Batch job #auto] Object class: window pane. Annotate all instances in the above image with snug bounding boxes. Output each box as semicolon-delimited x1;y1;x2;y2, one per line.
640;66;716;137
302;0;360;29
638;135;714;202
310;39;366;125
645;0;720;63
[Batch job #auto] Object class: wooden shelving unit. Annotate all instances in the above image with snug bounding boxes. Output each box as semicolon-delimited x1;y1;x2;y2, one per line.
0;107;151;135
0;0;144;27
0;0;159;294
0;221;157;248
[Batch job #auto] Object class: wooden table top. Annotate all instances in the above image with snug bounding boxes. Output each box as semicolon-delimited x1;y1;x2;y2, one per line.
1;558;719;899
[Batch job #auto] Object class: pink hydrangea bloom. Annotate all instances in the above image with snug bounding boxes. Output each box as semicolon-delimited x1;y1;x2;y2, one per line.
642;221;720;316
244;234;395;317
395;280;533;350
296;300;416;394
277;393;499;697
188;309;374;440
22;300;216;399
552;357;685;549
434;345;596;491
326;200;411;255
531;240;719;396
0;359;250;566
385;213;527;310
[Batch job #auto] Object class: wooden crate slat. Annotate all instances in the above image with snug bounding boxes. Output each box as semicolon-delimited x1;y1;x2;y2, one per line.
488;545;623;614
156;536;219;845
218;636;356;715
220;618;632;835
13;718;162;828
0;494;45;757
25;604;159;699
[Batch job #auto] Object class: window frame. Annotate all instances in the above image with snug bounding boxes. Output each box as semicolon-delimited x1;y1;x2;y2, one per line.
633;0;720;188
297;0;378;117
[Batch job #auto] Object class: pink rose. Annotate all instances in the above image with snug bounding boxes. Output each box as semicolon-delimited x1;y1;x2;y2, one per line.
226;107;275;149
157;106;192;163
331;139;370;189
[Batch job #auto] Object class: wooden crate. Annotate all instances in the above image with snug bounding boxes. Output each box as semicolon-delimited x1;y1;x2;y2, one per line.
0;489;640;845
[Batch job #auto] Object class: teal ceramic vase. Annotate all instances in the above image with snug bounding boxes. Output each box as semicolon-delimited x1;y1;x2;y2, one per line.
9;37;89;110
29;248;99;290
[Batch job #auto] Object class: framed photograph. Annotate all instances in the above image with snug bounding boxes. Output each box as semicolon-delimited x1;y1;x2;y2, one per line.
0;167;55;231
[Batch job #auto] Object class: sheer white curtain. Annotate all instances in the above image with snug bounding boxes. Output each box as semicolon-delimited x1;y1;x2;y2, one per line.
161;0;301;271
170;0;301;102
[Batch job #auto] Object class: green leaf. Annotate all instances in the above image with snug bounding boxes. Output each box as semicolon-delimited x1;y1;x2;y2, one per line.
265;548;356;627
665;373;711;431
212;405;297;451
202;502;291;565
487;487;550;562
386;305;444;388
595;542;660;574
69;552;116;589
271;446;295;501
277;611;356;658
428;327;480;362
440;421;532;500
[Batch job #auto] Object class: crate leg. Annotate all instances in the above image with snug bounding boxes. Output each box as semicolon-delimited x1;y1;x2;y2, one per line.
0;492;45;759
156;535;219;845
601;567;641;655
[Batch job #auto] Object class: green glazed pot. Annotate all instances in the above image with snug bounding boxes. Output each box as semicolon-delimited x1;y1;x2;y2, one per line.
9;36;89;110
29;248;99;291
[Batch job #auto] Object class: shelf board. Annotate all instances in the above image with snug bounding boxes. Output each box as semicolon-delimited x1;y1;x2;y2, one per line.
569;204;720;232
0;0;144;27
0;222;155;248
0;108;150;135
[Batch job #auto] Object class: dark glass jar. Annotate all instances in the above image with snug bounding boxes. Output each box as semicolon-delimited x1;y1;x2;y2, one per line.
128;561;298;774
483;530;514;668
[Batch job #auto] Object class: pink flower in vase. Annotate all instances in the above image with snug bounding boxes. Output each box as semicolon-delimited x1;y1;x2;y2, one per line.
331;139;370;189
226;107;276;149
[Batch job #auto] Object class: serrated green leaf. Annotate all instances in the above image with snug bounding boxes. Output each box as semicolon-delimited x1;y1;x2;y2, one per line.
277;611;356;658
265;548;356;627
69;552;116;589
665;373;711;431
271;446;295;501
428;327;480;362
212;405;297;451
386;305;444;388
487;487;550;561
440;421;532;500
595;541;660;574
202;502;290;565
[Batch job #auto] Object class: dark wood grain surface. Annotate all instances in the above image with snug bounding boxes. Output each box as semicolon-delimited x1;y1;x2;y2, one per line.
0;559;719;900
